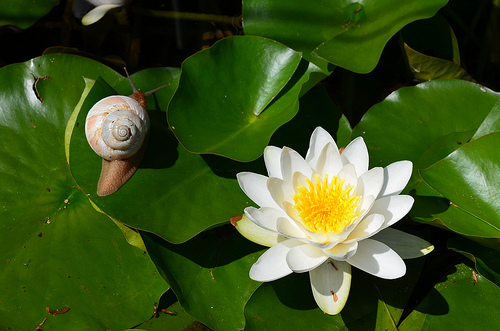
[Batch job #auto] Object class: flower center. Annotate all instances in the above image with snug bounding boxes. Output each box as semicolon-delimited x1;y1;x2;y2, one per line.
293;175;361;234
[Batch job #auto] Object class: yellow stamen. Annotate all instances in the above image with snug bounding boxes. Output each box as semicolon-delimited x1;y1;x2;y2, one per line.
293;175;361;234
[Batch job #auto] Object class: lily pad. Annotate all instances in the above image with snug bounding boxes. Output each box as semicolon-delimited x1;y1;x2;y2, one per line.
167;35;327;162
0;54;168;330
244;0;448;73
419;133;500;243
353;79;500;175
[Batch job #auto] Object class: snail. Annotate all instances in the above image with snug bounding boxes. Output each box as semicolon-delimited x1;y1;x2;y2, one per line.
85;68;168;196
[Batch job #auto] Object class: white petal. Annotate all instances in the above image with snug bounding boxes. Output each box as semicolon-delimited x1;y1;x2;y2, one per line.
292;171;309;194
249;239;301;282
310;260;351;315
244;206;287;232
286;244;328;272
264;146;283;178
379;161;413;198
316;143;343;177
276;217;307;239
341;137;369;176
280;147;313;183
304;239;339;250
305;127;336;170
235;214;282;247
327;223;356;244
346;239;406;279
355;194;375;220
81;4;122;25
237;172;277;209
323;242;358;261
355;167;384;198
267;177;295;210
371;228;434;259
344;213;385;243
336;163;358;189
369;195;414;229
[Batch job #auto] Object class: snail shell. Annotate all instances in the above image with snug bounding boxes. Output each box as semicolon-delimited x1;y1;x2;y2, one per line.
85;95;150;161
85;68;169;197
85;95;150;197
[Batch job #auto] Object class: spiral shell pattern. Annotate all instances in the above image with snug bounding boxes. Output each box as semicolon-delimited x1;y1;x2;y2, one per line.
85;95;150;161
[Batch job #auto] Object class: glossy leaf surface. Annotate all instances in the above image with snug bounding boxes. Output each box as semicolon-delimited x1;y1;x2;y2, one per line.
420;133;500;242
353;80;500;168
168;36;325;162
0;55;168;330
244;0;449;73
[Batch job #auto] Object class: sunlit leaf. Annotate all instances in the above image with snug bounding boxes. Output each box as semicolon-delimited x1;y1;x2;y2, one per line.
168;36;326;162
353;79;500;186
419;133;500;244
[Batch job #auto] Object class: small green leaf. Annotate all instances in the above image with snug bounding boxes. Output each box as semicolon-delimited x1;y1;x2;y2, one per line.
402;13;461;63
403;43;474;82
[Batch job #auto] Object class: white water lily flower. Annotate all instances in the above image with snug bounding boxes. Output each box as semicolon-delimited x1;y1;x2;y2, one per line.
80;0;128;25
236;127;433;315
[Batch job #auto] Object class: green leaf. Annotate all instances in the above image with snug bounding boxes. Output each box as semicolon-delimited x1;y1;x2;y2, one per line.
448;236;500;289
68;67;253;244
403;43;474;82
129;290;202;330
0;0;56;29
353;79;500;170
419;133;500;243
141;226;264;331
399;263;500;330
472;99;500;140
402;13;461;63
244;0;449;73
168;36;325;162
0;55;168;330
